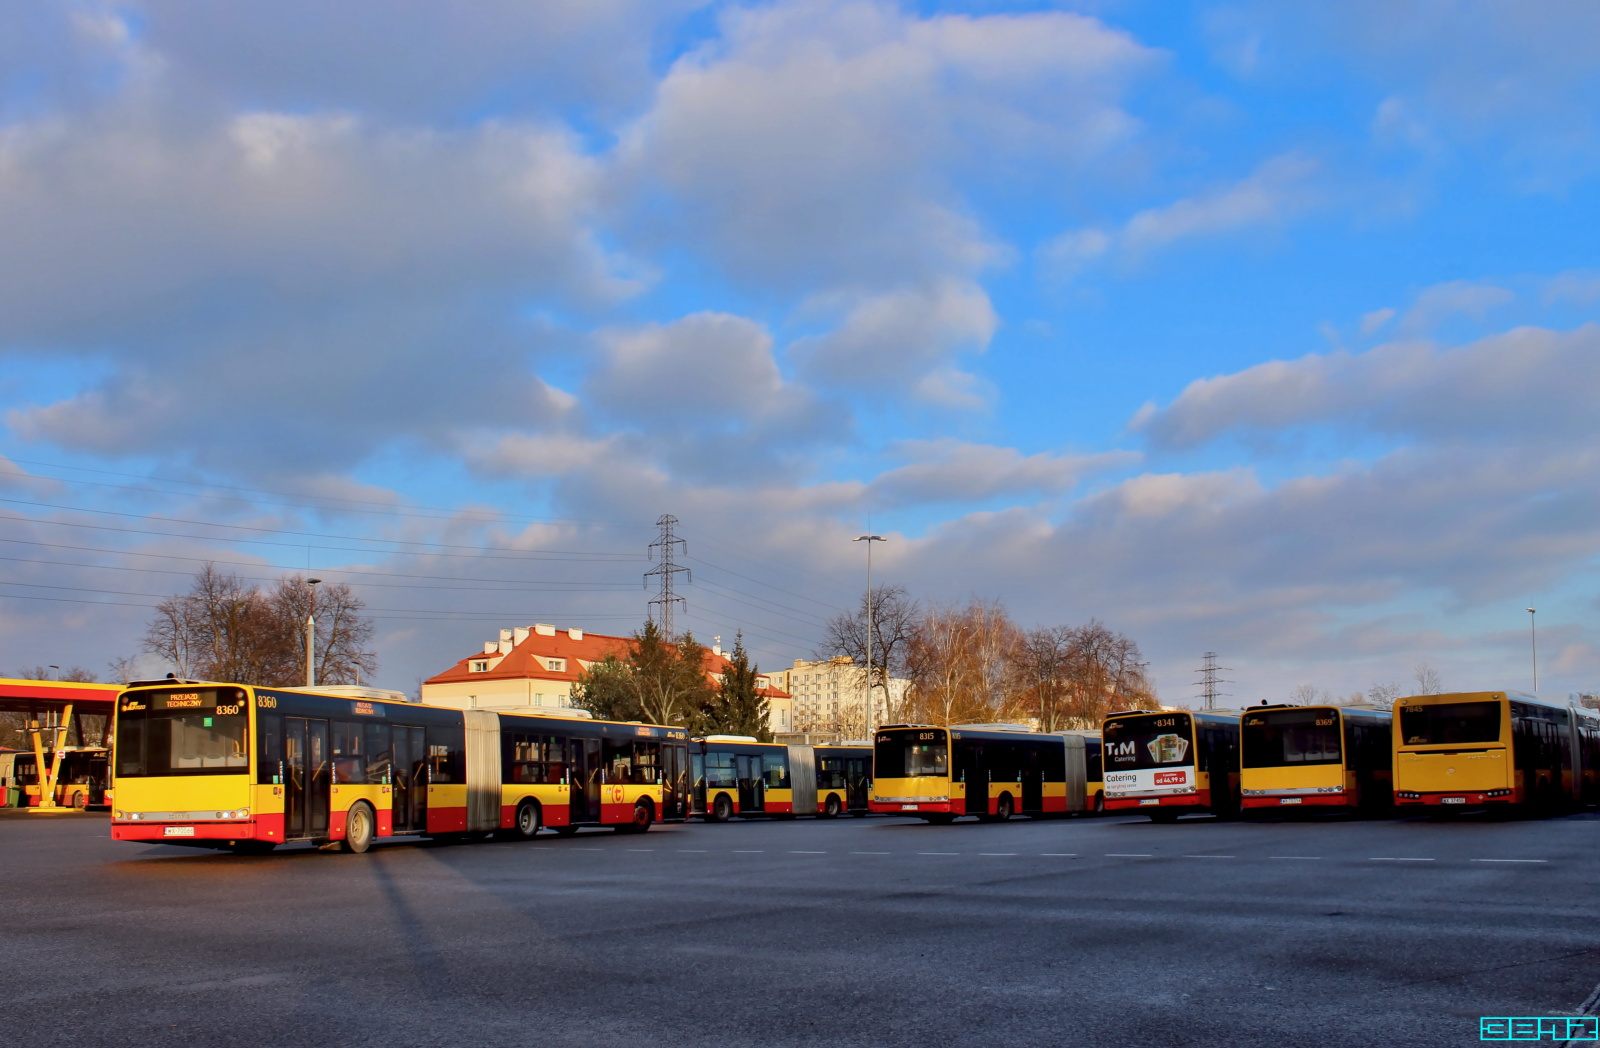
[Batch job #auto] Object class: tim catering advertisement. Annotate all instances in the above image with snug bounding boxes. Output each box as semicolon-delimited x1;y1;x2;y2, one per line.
1102;726;1194;796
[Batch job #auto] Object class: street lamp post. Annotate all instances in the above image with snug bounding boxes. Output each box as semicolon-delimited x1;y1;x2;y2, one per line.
853;534;886;741
305;578;322;688
1527;607;1537;693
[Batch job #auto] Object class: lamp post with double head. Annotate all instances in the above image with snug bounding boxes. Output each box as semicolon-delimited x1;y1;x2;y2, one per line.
853;534;886;741
305;578;322;688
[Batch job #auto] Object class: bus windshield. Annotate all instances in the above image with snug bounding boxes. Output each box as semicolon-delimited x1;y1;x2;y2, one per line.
116;688;250;777
874;731;947;778
1241;709;1342;768
1103;714;1193;771
1399;701;1501;746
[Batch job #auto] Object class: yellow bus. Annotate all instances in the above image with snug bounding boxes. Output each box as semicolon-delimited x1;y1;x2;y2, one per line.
1239;704;1392;812
1393;691;1600;811
814;744;872;817
691;739;876;820
0;747;110;809
111;681;685;853
869;724;1094;823
1102;709;1240;821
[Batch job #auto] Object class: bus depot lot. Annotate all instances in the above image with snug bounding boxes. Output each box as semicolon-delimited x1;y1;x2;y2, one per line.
4;810;1597;1048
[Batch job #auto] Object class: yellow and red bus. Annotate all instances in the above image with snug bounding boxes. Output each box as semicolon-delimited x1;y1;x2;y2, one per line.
869;724;1095;823
814;744;872;817
111;681;685;853
0;747;110;809
1393;690;1600;811
1239;704;1392;812
1102;709;1240;821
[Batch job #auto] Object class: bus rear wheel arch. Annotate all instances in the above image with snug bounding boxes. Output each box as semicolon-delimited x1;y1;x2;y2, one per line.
822;794;842;819
710;793;733;823
341;802;376;854
995;793;1014;822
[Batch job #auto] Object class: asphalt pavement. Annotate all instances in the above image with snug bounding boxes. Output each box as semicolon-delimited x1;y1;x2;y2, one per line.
2;808;1596;1048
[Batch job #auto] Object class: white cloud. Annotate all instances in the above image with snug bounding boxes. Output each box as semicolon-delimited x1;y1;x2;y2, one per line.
866;439;1135;507
1041;152;1322;275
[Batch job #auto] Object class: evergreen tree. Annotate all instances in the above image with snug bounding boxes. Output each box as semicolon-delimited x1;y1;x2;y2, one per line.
709;633;771;740
626;620;713;727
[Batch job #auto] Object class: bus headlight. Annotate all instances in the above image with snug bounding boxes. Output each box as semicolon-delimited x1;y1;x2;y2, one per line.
114;810;124;820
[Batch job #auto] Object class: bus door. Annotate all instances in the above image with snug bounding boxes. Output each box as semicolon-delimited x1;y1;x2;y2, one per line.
736;754;765;812
961;742;988;816
662;742;688;820
284;717;331;839
1021;747;1044;814
847;757;870;811
569;738;600;824
391;726;426;833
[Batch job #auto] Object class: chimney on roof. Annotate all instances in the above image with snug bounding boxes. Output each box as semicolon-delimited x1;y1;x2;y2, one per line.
713;636;722;657
482;642;497;655
513;626;530;646
567;628;583;641
498;628;514;655
534;623;556;637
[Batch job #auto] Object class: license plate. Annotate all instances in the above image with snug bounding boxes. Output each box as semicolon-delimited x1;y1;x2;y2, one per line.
1441;797;1467;804
901;804;917;810
1139;799;1160;806
163;826;195;837
1279;797;1302;805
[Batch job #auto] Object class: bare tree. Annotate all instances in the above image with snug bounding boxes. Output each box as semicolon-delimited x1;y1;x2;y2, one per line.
1288;683;1319;705
16;665;98;682
1058;620;1158;727
1412;663;1443;695
141;564;375;687
1367;682;1402;707
818;584;919;724
1012;625;1073;732
906;598;1023;726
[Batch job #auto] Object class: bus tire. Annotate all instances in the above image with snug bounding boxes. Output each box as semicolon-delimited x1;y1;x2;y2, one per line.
71;790;88;809
512;799;541;840
995;793;1014;822
1093;792;1105;814
822;794;842;819
342;803;376;854
617;800;654;833
711;793;733;823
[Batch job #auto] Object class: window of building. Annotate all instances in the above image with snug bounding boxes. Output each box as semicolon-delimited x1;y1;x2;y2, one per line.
470;660;488;672
548;659;566;672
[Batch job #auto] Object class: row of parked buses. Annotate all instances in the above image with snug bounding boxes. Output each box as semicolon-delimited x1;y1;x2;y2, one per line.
107;680;1600;854
870;690;1600;824
108;679;875;854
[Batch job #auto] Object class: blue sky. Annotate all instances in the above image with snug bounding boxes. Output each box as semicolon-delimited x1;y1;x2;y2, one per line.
2;0;1599;703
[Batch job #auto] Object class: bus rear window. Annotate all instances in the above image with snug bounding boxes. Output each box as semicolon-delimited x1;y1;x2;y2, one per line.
874;734;946;778
1103;715;1192;771
1399;702;1501;746
1242;710;1342;768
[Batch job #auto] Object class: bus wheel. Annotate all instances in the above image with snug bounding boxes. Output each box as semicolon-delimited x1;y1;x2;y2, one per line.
995;794;1014;822
1093;792;1105;814
711;794;733;823
823;794;842;819
342;803;376;854
71;791;88;809
512;799;541;840
617;800;654;834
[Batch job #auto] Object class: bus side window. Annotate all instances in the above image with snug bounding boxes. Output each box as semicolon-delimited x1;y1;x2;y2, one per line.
256;713;282;784
332;721;366;785
763;754;788;789
364;723;391;785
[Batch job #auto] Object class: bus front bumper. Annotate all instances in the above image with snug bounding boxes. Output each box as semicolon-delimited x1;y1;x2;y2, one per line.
870;799;954;814
1241;790;1349;809
1105;790;1207;812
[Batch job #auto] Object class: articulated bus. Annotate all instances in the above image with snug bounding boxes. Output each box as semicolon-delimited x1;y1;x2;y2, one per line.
1393;691;1600;811
1239;704;1392;812
1102;710;1240;821
692;738;873;819
0;747;110;809
111;681;686;854
1058;729;1106;812
869;724;1094;823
